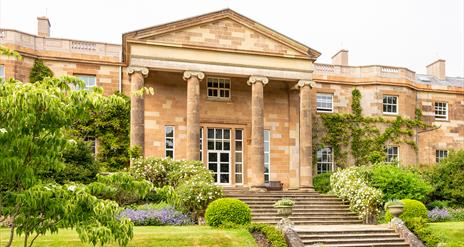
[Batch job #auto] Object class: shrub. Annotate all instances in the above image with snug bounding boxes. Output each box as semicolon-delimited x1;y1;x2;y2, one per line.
368;164;432;202
331;167;383;221
29;58;53;83
428;208;451;222
205;198;251;227
133;202;172;210
118;207;192;226
274;198;294;207
405;217;441;247
87;172;153;206
427;200;451;209
428;150;464;206
449;208;464;221
247;223;287;247
174;179;223;218
313;173;332;193
385;199;428;222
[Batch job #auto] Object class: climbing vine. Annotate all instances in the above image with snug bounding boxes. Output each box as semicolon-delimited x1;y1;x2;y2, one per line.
318;89;431;166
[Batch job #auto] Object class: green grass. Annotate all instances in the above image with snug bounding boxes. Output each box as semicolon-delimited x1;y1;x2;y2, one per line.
0;226;257;247
427;222;464;245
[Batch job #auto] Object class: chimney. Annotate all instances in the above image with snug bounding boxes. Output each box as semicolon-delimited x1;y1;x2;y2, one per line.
331;49;349;66
426;59;446;80
37;16;51;37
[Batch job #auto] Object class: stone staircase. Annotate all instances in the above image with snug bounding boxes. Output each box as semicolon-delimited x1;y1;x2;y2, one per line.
224;188;410;247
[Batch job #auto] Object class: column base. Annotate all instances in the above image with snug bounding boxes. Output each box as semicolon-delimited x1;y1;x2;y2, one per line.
298;186;314;192
249;185;267;192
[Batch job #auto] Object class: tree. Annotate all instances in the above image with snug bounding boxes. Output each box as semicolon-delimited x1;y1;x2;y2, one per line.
0;75;133;246
29;59;54;83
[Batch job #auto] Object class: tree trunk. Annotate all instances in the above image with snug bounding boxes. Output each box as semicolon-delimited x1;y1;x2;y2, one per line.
4;225;14;247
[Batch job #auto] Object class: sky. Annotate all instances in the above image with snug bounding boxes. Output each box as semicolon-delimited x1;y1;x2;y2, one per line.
0;0;463;77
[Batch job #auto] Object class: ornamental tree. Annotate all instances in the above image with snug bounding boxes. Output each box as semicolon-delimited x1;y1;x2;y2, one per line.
0;71;133;246
29;58;54;83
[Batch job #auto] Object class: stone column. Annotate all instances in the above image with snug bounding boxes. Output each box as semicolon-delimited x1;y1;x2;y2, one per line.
247;76;269;190
296;80;316;190
183;71;204;161
128;67;149;154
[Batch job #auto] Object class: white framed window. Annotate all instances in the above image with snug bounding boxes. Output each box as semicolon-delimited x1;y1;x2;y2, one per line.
434;102;448;120
316;147;334;174
0;65;5;80
165;126;174;158
316;93;334;112
436;150;448;163
207;77;231;99
264;130;270;183
383;95;398;114
385;146;399;163
235;129;243;184
199;127;203;161
75;74;96;90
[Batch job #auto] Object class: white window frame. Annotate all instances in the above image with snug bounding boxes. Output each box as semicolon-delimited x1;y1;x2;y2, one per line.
165;126;175;159
234;129;244;185
316;93;334;113
75;74;97;90
199;127;203;161
436;150;448;163
434;102;448;121
264;130;271;183
207;77;231;100
316;147;334;174
0;64;5;80
207;128;231;185
385;146;399;163
383;95;399;115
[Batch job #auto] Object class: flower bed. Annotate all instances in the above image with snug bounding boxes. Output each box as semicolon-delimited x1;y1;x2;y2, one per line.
118;207;193;226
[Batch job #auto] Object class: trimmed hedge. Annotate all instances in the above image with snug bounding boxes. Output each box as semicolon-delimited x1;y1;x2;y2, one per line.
205;198;251;227
247;223;287;247
313;172;332;193
385;199;428;222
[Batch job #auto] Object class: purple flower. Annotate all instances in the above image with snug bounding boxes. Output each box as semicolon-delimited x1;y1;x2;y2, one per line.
428;208;450;222
118;207;193;226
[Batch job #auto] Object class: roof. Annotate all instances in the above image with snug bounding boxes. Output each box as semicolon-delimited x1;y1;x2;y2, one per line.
122;9;321;63
416;74;464;88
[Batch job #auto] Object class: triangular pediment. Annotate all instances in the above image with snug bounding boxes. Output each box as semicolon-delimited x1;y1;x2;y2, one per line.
123;9;320;59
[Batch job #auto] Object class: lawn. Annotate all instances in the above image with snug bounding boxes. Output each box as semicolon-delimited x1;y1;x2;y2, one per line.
427;222;464;245
0;226;257;247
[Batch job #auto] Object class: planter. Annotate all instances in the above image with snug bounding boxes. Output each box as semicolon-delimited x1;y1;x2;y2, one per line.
388;205;404;218
275;206;293;217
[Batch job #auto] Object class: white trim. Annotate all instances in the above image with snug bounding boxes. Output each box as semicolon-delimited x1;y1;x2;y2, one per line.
382;95;399;115
385;146;400;164
164;125;175;159
206;77;231;100
434;102;448;121
435;149;448;163
234;129;244;185
264;130;271;183
316;93;334;113
316;147;334;174
207;128;231;185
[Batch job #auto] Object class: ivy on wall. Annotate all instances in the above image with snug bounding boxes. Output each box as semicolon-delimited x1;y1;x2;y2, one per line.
316;88;430;166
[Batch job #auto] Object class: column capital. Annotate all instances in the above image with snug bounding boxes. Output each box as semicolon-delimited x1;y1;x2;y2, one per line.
293;80;316;90
183;71;205;81
247;76;269;86
128;66;149;77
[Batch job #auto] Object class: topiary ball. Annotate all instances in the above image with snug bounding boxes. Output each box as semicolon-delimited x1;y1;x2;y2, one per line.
205;198;251;227
385;199;428;222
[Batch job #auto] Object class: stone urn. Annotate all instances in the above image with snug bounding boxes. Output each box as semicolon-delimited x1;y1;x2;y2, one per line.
275;205;293;217
387;204;404;218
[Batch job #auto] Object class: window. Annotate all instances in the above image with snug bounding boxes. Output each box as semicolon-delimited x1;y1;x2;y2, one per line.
436;150;448;163
316;147;333;174
0;65;4;80
165;126;174;158
199;127;203;161
383;95;398;114
207;77;230;99
75;74;96;90
435;102;448;120
316;93;333;112
235;129;243;184
385;146;399;163
264;130;270;183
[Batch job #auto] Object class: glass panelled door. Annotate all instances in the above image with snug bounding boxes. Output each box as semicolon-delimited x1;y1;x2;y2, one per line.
207;128;231;184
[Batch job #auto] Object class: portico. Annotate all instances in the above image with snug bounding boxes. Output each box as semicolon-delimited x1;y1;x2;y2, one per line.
123;9;321;190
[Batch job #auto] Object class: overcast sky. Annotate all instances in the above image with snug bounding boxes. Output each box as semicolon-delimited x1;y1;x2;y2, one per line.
1;0;463;77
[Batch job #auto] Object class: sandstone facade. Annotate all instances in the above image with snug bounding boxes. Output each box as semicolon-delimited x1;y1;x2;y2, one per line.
1;9;462;189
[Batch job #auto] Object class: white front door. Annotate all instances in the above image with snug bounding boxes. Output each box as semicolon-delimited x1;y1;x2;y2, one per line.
207;128;231;185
